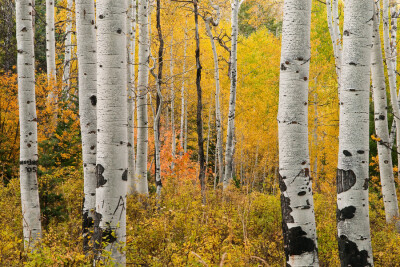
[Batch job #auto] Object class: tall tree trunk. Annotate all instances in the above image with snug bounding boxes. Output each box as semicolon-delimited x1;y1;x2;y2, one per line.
205;9;224;186
337;0;374;265
223;0;241;189
94;0;128;264
46;0;57;120
184;100;188;153
326;0;342;88
371;6;399;223
16;0;42;249
180;26;188;155
127;0;137;194
170;32;176;169
277;0;319;265
194;0;206;202
75;0;97;252
63;0;73;97
135;0;150;195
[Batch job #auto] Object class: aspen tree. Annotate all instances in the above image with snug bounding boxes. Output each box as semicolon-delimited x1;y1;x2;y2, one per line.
16;0;42;249
336;0;374;265
63;0;73;95
371;5;399;223
180;25;188;155
127;0;137;194
204;3;224;184
223;0;242;189
75;0;97;251
135;0;150;195
94;0;128;263
277;0;319;265
46;0;57;114
170;32;176;170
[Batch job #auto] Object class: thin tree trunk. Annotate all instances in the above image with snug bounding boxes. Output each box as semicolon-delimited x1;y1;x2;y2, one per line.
223;0;241;189
180;26;188;155
170;31;176;169
63;0;73;97
75;0;97;252
277;0;319;265
371;6;399;223
135;0;150;195
205;103;212;177
46;0;57;127
194;0;205;202
16;0;42;249
94;0;128;264
205;9;224;186
184;99;188;153
127;0;137;194
336;0;374;265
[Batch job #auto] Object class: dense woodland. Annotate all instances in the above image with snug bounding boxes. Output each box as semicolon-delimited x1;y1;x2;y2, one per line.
1;0;400;266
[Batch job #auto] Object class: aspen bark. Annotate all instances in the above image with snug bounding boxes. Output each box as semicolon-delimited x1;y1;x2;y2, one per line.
371;7;399;223
277;0;319;265
135;0;150;195
336;0;374;265
46;0;57;111
223;0;241;189
94;0;128;263
63;0;73;96
16;0;42;249
75;0;97;251
170;32;176;169
194;0;206;201
127;0;137;194
180;27;188;155
205;8;224;185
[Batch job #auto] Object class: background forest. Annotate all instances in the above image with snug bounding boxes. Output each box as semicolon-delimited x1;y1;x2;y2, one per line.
1;0;400;266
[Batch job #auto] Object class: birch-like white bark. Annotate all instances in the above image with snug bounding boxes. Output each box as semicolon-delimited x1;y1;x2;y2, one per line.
135;0;150;195
170;32;176;169
127;0;137;194
75;0;97;251
223;0;241;189
277;0;318;265
384;0;400;182
46;0;57;106
63;0;73;96
184;100;188;153
16;0;42;249
180;25;188;155
94;0;128;263
371;7;399;223
326;0;342;87
336;0;374;265
205;6;224;185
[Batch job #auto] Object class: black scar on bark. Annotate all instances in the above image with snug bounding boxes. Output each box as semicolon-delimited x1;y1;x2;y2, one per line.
89;95;97;106
343;150;352;156
280;194;294;224
379;115;385;120
96;164;107;188
337;169;356;194
363;178;369;190
281;63;287;70
357;150;365;154
338;235;371;267
337;206;356;222
82;209;94;251
285;226;316;257
279;174;287;192
122;169;128;181
93;212;103;253
102;223;117;244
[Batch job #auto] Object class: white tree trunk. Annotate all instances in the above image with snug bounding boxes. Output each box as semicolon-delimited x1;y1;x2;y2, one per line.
135;0;150;195
205;12;224;185
384;0;400;182
75;0;97;251
170;32;176;169
46;0;57;105
326;0;342;87
179;27;187;155
184;100;188;153
95;0;128;264
371;8;399;223
223;0;241;189
277;0;319;265
16;0;42;249
337;0;374;265
127;0;137;194
63;0;73;96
